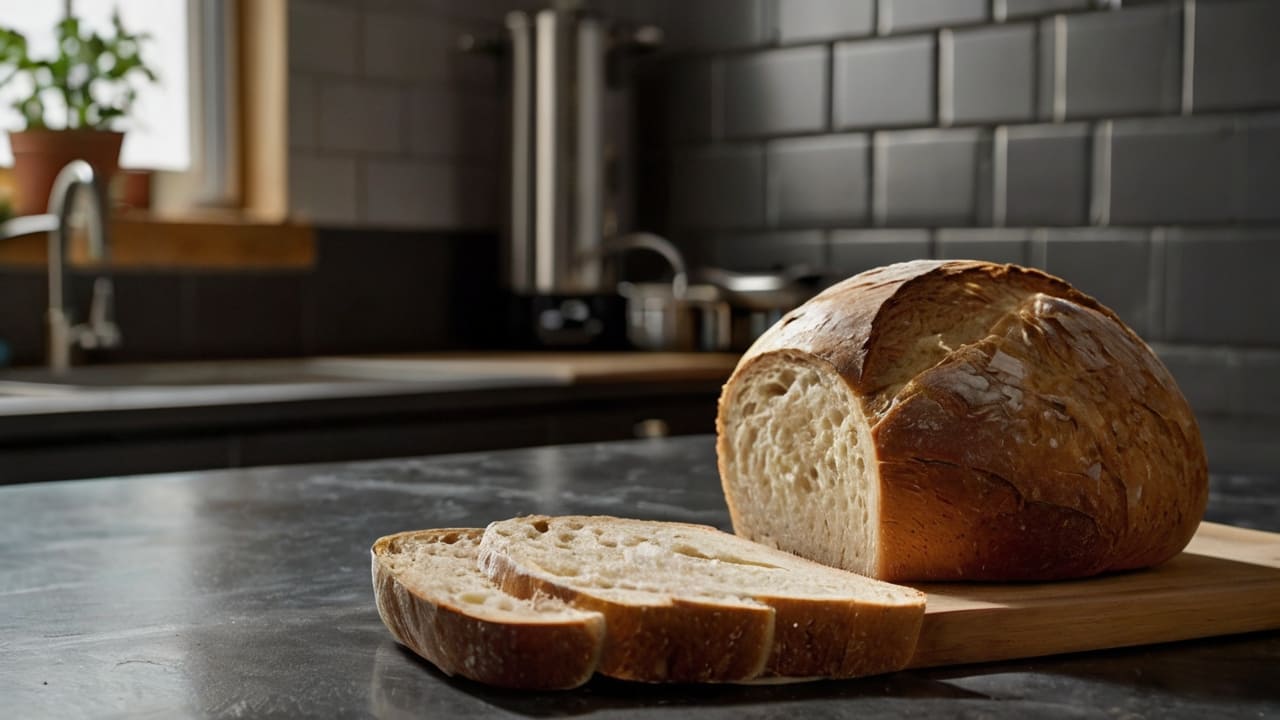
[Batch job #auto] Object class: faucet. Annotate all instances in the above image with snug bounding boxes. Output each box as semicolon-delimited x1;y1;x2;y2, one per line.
0;160;121;372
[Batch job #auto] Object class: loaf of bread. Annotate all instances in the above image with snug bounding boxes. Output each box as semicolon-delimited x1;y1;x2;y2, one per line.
717;260;1208;581
371;528;605;689
478;515;925;683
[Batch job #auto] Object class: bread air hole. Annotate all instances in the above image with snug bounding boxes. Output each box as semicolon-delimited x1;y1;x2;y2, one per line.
531;519;550;533
670;543;782;569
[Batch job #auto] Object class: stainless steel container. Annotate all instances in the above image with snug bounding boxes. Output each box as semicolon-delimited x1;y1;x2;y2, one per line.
504;5;658;297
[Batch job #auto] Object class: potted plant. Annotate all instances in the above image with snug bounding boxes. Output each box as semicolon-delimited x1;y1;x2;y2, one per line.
0;9;156;216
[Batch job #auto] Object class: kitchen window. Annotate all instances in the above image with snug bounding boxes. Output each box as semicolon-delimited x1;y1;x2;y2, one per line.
0;0;243;211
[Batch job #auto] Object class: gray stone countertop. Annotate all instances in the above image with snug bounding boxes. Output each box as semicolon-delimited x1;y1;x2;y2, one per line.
1;435;1277;719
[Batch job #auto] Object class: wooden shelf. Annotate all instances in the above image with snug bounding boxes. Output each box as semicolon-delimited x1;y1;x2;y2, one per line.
0;212;315;270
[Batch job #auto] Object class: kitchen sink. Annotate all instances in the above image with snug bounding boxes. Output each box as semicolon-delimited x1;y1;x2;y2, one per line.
0;358;573;391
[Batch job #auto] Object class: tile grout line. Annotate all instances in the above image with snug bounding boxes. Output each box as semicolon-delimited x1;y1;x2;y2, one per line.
993;126;1009;227
938;29;954;128
1091;120;1113;226
1052;14;1067;122
871;132;888;226
1181;0;1196;115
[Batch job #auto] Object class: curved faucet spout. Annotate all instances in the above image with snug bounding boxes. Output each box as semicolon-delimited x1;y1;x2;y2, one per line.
46;160;115;373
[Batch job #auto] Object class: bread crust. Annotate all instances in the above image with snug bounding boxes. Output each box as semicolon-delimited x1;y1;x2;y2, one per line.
719;260;1208;582
371;529;605;690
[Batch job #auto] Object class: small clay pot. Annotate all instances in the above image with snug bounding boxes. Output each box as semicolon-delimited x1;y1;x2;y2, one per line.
8;129;124;215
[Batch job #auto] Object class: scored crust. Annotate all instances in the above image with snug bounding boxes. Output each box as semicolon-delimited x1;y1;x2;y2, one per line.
718;260;1208;581
371;528;605;689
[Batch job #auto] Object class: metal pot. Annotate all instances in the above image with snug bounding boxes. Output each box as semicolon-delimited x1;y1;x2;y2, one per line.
587;233;731;352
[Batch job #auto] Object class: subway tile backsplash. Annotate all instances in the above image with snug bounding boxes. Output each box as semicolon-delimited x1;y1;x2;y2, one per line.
630;0;1279;472
946;23;1037;126
273;1;1280;471
935;228;1030;265
875;128;990;226
1003;122;1091;227
834;35;936;130
1107;116;1239;225
767;134;870;227
1191;0;1280;112
724;46;830;138
1058;4;1182;120
776;0;875;43
878;0;988;34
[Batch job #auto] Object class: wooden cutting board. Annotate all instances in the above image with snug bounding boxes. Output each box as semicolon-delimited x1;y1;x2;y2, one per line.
908;522;1280;668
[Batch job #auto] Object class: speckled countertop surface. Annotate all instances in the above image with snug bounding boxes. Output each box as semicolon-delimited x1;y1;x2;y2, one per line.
1;435;1277;719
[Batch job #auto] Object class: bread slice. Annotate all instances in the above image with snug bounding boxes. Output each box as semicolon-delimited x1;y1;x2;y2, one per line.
477;515;926;683
371;528;605;689
717;260;1208;581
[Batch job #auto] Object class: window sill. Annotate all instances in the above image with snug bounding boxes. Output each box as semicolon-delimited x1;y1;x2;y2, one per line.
0;210;315;270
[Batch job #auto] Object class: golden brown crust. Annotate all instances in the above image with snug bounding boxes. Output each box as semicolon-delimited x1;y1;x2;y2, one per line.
371;529;606;690
754;595;923;678
721;260;1209;582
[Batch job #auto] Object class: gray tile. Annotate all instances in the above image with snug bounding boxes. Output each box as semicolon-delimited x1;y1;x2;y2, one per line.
1036;228;1155;338
288;75;318;150
1108;116;1238;225
1001;0;1091;20
1234;348;1280;419
710;230;827;273
363;12;495;86
1164;227;1280;345
767;134;870;227
364;160;498;230
834;35;935;130
658;0;771;50
0;270;47;366
878;0;987;33
876;128;989;226
288;0;359;75
724;46;829;138
1149;343;1233;416
318;81;404;154
288;153;360;226
407;88;501;160
664;58;716;142
948;23;1037;125
936;228;1030;264
1192;0;1280;112
1060;4;1182;119
671;146;766;229
829;229;931;275
186;273;306;359
1197;415;1280;474
1242;114;1280;223
101;274;186;363
1005;123;1090;226
777;0;875;42
307;228;455;354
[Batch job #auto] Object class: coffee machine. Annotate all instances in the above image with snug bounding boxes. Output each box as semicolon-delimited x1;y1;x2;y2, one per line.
499;3;660;348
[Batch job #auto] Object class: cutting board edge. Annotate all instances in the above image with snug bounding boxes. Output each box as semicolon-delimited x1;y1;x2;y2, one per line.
906;592;1280;669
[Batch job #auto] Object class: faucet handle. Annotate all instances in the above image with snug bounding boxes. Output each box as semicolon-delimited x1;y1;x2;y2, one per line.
76;277;123;350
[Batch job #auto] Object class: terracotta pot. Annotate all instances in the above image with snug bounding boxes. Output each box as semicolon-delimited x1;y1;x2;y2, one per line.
8;129;124;216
